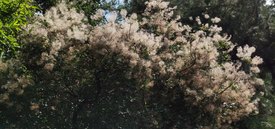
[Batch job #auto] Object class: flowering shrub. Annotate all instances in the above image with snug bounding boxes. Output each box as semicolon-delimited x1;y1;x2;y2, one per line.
0;59;33;104
0;0;264;128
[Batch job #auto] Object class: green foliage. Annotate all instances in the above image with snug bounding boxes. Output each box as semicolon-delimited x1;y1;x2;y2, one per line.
34;0;58;12
0;0;36;59
71;0;101;26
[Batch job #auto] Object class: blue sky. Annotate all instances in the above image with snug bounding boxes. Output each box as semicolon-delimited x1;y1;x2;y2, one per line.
266;0;273;5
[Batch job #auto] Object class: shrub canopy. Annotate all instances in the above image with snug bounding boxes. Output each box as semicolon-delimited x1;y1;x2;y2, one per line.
0;0;265;128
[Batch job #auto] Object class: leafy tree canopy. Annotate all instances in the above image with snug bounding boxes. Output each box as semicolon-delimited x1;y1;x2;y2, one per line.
0;0;36;59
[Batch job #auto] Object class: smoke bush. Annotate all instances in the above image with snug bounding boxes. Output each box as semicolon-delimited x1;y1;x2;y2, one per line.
0;0;264;128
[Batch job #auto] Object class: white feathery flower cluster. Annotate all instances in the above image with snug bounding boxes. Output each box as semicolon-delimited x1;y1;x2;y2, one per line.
196;16;202;25
145;0;169;9
91;9;105;20
0;60;33;104
204;14;210;19
108;11;117;23
236;45;263;74
251;56;263;65
158;1;169;9
4;0;263;128
67;25;88;41
237;45;256;60
0;60;8;72
211;17;221;23
209;25;223;33
120;9;127;18
43;2;85;31
24;1;91;72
